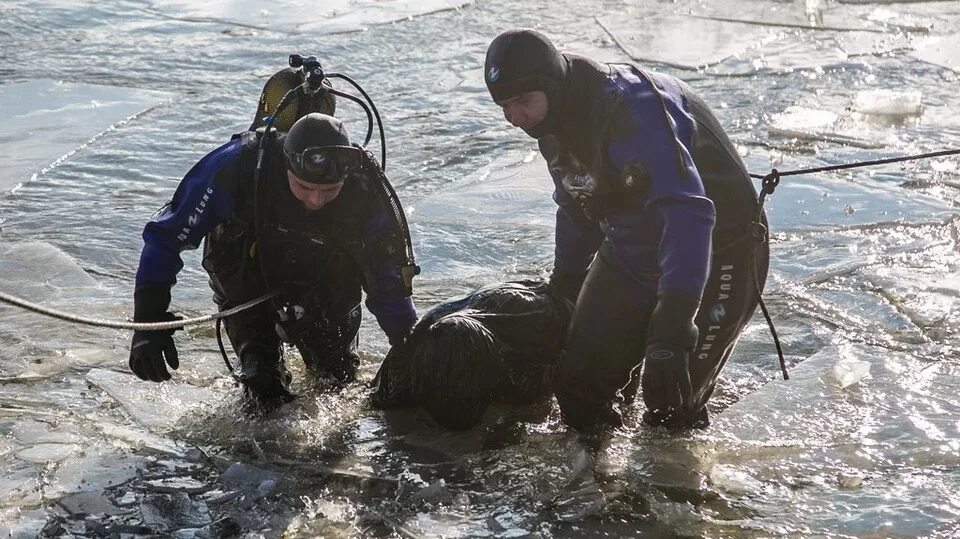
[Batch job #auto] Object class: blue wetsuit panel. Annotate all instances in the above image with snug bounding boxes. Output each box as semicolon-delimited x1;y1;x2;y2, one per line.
603;66;716;299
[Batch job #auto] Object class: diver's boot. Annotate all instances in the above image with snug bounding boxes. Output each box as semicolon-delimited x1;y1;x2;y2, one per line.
301;343;359;389
310;351;359;388
234;345;295;411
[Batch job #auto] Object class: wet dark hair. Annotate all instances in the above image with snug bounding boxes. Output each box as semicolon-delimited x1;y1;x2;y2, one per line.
410;314;500;430
372;280;573;430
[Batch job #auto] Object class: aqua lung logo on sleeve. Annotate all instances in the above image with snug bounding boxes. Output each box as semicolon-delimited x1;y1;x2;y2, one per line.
177;187;214;242
709;303;726;324
487;65;501;83
698;264;734;362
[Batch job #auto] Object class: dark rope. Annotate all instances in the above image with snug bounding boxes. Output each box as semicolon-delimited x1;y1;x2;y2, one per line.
216;317;234;374
750;148;960;182
748;147;960;380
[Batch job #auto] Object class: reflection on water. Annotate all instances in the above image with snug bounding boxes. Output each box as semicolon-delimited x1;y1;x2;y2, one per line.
1;0;960;536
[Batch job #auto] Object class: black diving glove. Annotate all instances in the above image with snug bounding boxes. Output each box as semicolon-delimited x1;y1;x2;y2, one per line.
641;291;699;424
129;285;182;382
548;268;587;303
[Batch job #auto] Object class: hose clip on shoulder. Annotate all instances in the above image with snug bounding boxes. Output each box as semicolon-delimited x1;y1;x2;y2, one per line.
761;169;781;196
401;264;421;290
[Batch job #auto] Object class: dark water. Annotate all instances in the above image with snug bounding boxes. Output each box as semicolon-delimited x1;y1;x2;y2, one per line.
2;0;960;537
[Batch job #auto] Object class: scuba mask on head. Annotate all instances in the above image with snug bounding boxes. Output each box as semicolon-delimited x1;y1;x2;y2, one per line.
281;112;363;184
283;144;362;184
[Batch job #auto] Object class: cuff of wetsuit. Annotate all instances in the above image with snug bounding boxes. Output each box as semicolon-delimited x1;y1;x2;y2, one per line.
133;284;172;323
647;289;700;349
368;296;417;345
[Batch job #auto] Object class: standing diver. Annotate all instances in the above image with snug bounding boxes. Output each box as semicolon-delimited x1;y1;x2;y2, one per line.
128;108;418;407
483;29;769;433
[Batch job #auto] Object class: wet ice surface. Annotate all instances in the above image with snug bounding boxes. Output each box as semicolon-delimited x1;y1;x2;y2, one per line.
146;0;471;33
2;0;960;537
0;81;170;193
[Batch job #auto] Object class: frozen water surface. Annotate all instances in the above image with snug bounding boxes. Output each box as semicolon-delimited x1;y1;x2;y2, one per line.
1;0;960;536
0;81;170;193
147;0;471;33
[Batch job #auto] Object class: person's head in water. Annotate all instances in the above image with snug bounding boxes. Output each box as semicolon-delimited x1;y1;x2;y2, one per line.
283;113;362;211
484;29;567;139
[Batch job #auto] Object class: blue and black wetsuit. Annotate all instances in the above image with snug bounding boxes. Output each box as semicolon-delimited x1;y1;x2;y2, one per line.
135;132;417;383
538;55;768;430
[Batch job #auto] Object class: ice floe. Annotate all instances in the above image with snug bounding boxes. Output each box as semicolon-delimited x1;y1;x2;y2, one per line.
147;0;470;34
0;81;169;193
85;368;219;431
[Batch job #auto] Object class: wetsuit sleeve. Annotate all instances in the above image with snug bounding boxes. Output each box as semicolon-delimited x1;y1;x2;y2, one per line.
135;139;242;289
606;76;716;303
360;186;418;345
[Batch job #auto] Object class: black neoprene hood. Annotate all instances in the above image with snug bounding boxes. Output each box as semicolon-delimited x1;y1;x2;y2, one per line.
484;29;566;104
284;113;350;153
282;113;354;184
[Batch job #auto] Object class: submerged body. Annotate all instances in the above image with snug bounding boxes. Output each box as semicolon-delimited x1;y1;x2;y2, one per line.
372;280;573;430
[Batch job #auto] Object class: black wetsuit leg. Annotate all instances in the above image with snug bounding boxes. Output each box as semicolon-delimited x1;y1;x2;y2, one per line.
556;243;658;432
293;303;362;385
211;285;293;402
684;225;769;425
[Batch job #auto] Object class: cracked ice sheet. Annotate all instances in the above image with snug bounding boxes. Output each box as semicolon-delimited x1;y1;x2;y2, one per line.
700;342;960;535
693;0;889;31
147;0;470;34
911;34;960;72
0;242;121;380
598;0;924;74
410;153;555;276
0;81;169;193
596;14;778;71
86;368;219;431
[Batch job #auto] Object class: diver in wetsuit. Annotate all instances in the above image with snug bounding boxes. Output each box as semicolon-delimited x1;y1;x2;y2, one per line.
484;29;769;432
128;113;419;407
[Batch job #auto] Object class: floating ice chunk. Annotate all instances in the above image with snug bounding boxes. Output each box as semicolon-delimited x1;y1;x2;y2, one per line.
596;14;774;70
865;7;934;33
852;90;923;118
16;443;81;464
0;242;97;299
828;356;872;388
12;419;85;445
772;106;839;132
911;35;960;72
0;81;169;193
0;508;47;539
709;465;764;496
46;444;139;497
834;31;913;58
413;155;553;226
95;420;186;458
140;492;211;532
86;368;219;431
768;105;889;149
148;0;470;35
57;490;125;516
